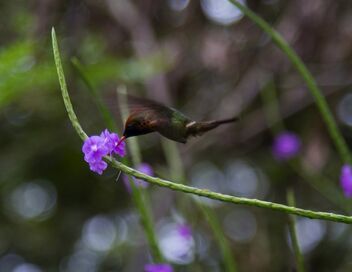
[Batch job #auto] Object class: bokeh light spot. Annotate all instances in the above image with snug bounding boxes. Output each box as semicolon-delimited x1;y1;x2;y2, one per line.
7;180;57;221
201;0;245;25
82;215;117;252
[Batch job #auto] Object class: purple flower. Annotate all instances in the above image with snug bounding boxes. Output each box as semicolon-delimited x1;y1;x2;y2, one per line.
340;164;352;197
272;131;301;160
144;264;173;272
82;136;109;164
82;130;126;175
100;129;126;157
135;163;153;187
123;163;153;192
158;222;195;264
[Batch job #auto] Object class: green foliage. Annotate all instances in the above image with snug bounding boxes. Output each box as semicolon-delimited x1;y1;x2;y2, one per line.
0;41;56;108
78;53;170;87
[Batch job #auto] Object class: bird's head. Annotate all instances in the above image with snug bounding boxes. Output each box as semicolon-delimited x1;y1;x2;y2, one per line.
122;116;153;138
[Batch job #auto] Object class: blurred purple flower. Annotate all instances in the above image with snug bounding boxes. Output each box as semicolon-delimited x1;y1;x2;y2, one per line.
135;163;153;187
82;130;126;175
272;131;301;160
177;224;192;240
340;164;352;197
144;264;173;272
123;163;153;192
158;222;195;264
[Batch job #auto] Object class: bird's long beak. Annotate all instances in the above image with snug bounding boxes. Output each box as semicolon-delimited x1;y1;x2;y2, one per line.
117;135;126;146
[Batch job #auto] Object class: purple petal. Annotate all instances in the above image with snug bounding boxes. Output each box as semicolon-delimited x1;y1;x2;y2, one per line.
340;164;352;198
100;129;126;157
89;160;108;175
114;140;126;157
144;264;173;272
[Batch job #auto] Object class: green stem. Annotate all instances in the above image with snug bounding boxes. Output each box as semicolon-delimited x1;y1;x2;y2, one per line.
260;81;284;134
52;27;352;225
161;139;185;181
52;30;87;141
128;175;163;262
199;205;237;272
111;157;352;224
117;88;162;262
286;190;305;272
228;0;351;164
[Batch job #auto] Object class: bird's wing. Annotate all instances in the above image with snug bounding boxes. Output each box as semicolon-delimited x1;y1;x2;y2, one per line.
126;95;175;124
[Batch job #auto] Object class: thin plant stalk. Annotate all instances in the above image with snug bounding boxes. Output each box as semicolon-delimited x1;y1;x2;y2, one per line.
228;0;351;164
286;189;305;272
128;175;163;263
199;205;237;272
160;139;237;271
117;87;163;262
52;27;352;225
161;139;185;181
260;81;284;134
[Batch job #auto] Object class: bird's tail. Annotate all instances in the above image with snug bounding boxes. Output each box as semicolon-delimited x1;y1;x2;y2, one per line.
187;116;239;137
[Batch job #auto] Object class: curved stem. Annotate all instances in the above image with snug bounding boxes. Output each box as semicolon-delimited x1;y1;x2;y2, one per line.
52;29;87;141
228;0;351;164
117;88;163;262
52;27;352;225
108;157;352;224
287;189;305;272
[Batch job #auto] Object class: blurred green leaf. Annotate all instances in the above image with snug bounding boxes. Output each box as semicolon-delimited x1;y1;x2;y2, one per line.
0;41;56;108
78;53;171;87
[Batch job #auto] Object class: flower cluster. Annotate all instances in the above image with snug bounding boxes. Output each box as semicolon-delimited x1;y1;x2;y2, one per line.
340;164;352;198
82;129;126;174
272;131;301;160
144;264;173;272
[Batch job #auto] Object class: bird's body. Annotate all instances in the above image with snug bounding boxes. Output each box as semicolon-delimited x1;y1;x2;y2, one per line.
122;95;238;143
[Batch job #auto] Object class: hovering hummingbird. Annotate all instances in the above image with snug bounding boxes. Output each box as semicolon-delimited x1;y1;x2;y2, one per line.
119;95;239;144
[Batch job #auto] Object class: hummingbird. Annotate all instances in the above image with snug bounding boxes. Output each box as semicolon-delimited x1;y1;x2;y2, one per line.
119;95;239;144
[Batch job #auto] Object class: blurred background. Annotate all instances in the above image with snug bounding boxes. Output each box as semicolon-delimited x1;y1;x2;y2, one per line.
1;0;352;271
